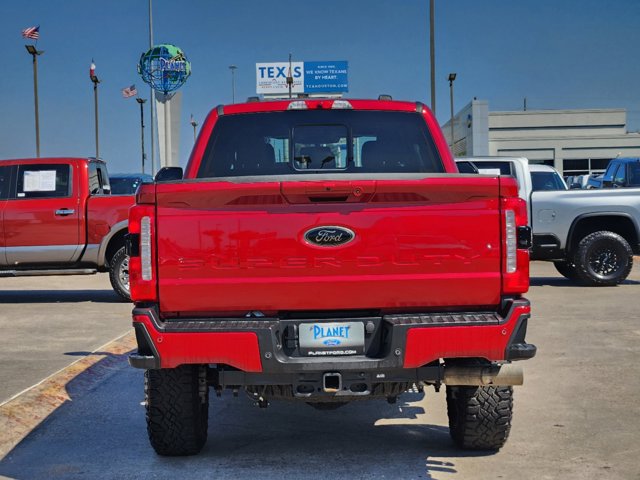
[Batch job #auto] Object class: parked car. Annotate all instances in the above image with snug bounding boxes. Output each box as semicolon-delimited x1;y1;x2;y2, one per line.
109;173;153;195
0;157;134;300
128;98;535;456
587;157;640;189
455;158;567;198
457;156;639;286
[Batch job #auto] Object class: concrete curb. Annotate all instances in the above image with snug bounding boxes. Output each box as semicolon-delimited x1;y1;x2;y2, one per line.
0;330;136;461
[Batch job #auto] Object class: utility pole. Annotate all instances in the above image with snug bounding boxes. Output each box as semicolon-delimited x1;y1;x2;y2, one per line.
25;45;44;157
136;98;147;173
90;62;100;158
430;0;436;114
229;65;237;103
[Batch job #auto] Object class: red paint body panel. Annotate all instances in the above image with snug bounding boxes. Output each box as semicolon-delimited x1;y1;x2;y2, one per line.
86;194;134;245
134;314;263;371
2;158;82;254
403;304;531;368
154;176;504;313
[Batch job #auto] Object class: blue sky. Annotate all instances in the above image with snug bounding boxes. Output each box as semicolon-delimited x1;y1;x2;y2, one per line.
1;0;639;173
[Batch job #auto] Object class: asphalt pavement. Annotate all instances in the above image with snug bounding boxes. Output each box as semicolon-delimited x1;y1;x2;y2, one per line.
0;264;639;480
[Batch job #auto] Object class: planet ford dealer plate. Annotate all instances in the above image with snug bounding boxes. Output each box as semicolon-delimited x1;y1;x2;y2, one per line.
298;321;365;356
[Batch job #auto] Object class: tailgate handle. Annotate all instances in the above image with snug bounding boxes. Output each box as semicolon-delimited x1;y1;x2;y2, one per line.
281;182;374;204
55;209;75;216
305;184;366;202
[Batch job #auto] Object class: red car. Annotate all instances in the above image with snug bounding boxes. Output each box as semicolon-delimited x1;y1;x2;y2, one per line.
128;98;535;455
0;157;134;299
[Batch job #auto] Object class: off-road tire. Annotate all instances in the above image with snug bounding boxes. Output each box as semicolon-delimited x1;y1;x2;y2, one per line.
109;247;131;301
145;365;209;456
571;231;633;286
553;261;580;281
446;385;513;451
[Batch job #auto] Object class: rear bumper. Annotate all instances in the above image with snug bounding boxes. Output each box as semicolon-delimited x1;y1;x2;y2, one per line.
129;298;535;373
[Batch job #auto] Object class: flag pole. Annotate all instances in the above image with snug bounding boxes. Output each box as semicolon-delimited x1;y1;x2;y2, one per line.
25;46;44;157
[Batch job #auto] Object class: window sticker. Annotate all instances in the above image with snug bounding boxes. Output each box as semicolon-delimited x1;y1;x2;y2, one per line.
23;170;57;192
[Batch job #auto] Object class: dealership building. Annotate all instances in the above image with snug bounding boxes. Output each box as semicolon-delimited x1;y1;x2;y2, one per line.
442;99;640;176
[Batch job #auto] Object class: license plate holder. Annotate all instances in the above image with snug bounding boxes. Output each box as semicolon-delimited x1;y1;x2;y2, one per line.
298;321;365;356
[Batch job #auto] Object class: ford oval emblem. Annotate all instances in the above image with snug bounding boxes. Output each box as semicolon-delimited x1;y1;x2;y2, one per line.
304;226;355;247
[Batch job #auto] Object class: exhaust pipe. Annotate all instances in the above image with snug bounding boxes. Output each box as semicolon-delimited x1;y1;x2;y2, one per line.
443;364;523;386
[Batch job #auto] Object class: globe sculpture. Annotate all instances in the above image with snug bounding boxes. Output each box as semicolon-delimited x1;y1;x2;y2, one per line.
138;44;191;94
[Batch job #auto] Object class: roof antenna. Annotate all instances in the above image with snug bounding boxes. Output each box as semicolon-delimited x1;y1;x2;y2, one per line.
287;53;293;99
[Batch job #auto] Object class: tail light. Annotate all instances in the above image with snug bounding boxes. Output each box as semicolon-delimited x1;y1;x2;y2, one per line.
501;184;530;295
128;202;157;302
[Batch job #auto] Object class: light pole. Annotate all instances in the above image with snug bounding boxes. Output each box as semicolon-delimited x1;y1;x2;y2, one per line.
25;45;44;157
90;64;100;158
448;73;456;150
136;98;147;173
430;0;436;114
190;115;198;143
149;0;156;174
229;65;237;103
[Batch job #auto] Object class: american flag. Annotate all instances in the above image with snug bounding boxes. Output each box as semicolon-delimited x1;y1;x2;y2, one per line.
122;85;137;98
22;25;40;40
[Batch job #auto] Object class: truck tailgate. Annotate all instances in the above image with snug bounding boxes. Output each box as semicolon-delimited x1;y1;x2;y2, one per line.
154;177;502;313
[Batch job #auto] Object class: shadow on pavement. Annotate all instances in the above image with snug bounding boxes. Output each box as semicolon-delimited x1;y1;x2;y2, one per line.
530;276;640;287
0;289;125;304
0;356;496;480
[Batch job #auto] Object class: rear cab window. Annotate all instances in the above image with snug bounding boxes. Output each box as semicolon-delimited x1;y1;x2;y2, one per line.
531;171;567;191
88;162;111;195
628;162;640;187
197;110;444;178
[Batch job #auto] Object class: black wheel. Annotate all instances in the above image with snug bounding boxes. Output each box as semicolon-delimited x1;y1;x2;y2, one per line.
572;231;633;286
446;385;513;451
553;261;580;281
145;365;209;456
109;246;131;301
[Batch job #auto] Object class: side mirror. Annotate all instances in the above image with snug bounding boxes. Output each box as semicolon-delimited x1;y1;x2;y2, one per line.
155;167;183;182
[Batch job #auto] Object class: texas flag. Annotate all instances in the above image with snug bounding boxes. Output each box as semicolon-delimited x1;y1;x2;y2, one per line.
89;59;96;79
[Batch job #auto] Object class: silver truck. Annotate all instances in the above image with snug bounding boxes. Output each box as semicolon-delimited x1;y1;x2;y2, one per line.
459;157;638;286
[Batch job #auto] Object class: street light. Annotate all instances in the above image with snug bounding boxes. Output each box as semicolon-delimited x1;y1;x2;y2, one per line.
25;45;44;157
136;98;147;173
448;73;457;150
190;114;198;143
229;65;237;103
430;0;436;114
90;63;100;158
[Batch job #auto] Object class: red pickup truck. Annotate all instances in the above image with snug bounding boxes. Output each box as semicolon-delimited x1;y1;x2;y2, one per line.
0;157;133;299
128;98;536;456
